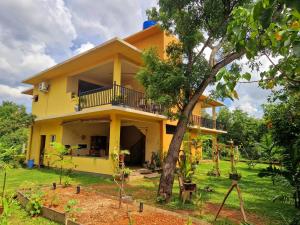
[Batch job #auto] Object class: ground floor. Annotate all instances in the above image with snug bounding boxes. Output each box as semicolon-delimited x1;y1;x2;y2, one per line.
26;110;221;175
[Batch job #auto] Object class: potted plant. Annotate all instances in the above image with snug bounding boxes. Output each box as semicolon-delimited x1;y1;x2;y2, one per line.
123;168;132;179
229;173;242;181
118;149;130;164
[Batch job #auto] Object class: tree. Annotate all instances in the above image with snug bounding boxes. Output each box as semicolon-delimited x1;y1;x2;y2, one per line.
262;94;300;208
137;0;297;201
0;144;19;200
217;108;264;160
256;133;282;166
138;0;250;201
0;101;34;152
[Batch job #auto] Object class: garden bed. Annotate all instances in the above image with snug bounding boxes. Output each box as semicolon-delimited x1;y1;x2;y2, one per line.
17;185;206;225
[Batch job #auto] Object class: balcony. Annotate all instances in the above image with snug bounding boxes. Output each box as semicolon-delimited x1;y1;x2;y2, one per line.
189;115;226;131
78;82;163;114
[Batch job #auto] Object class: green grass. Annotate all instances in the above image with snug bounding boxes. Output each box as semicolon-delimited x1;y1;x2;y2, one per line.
0;162;297;225
0;168;112;225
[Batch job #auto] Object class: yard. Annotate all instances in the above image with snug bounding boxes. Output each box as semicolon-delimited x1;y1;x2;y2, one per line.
2;161;297;225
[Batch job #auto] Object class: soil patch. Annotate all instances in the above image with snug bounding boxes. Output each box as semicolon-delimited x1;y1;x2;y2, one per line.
42;186;200;225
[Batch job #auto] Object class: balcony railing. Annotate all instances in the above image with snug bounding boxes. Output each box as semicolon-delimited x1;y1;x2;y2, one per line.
190;115;226;131
78;82;164;114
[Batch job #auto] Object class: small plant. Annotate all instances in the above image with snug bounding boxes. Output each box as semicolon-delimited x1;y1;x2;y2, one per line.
179;132;194;183
185;217;193;225
26;190;44;216
123;168;132;178
63;176;72;188
49;142;78;185
0;197;12;225
64;199;81;221
156;195;166;204
194;190;211;216
128;210;134;225
49;194;60;208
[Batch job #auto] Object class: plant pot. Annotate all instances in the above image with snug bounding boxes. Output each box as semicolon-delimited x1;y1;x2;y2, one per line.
119;154;125;163
184;183;196;191
229;173;241;181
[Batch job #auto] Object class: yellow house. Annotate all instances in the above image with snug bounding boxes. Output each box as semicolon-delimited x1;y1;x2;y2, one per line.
22;24;226;175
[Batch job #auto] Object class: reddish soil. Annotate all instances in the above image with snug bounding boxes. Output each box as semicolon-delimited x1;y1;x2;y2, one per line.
42;186;198;225
204;202;268;225
87;183;269;225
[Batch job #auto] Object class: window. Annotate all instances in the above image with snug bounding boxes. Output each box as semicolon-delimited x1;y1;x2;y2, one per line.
33;95;39;102
166;124;176;134
50;135;56;142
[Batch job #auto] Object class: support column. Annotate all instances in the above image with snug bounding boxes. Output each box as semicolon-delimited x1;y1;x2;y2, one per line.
212;106;217;129
113;54;121;85
26;125;33;162
212;135;220;176
109;114;121;155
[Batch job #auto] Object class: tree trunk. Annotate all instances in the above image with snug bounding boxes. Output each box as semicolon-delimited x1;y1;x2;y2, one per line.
157;51;244;202
2;170;6;200
158;96;199;201
60;165;63;185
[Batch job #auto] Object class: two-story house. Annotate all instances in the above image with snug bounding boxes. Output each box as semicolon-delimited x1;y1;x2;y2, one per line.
22;22;226;175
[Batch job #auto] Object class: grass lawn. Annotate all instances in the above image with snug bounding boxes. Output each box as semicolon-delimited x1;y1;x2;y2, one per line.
1;161;297;225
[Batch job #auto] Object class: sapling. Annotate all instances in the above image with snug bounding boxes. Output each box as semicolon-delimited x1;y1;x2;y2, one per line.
48;142;77;185
0;145;19;205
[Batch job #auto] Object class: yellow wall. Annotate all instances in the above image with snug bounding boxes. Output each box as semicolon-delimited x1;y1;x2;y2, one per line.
28;116;118;175
32;76;76;118
127;30;165;58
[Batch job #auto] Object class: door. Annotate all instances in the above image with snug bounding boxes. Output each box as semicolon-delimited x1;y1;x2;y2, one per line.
39;135;46;167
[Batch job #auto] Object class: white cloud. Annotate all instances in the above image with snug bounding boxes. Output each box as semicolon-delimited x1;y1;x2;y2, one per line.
74;42;95;55
0;84;32;110
0;0;156;110
0;0;76;86
225;55;277;118
65;0;157;43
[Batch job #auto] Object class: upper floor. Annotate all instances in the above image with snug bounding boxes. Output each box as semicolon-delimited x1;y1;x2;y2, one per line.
22;24;226;132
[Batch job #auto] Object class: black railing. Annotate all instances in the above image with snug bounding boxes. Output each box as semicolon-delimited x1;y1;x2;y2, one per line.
190;115;226;131
79;82;164;114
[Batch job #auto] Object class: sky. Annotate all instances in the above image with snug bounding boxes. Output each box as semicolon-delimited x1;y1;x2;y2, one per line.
0;0;271;118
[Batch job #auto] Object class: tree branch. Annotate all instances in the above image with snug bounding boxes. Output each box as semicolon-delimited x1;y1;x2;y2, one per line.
212;51;245;74
264;53;300;84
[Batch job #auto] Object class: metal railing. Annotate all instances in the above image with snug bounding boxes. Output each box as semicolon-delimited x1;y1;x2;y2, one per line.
189;115;226;131
78;82;164;114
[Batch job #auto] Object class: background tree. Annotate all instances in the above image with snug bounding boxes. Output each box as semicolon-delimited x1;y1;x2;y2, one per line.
217;108;265;160
138;0;298;201
0;101;34;152
261;93;300;208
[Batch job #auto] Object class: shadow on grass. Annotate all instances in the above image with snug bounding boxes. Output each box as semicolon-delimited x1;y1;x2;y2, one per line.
28;167;113;186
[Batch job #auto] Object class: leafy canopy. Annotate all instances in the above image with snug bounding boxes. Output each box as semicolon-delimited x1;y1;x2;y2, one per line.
137;0;250;118
0;101;34;151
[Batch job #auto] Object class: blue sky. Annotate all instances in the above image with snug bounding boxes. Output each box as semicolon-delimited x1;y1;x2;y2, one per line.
0;0;271;117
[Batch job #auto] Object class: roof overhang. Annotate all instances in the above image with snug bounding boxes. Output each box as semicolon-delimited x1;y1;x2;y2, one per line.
21;88;33;95
22;38;142;85
199;95;224;108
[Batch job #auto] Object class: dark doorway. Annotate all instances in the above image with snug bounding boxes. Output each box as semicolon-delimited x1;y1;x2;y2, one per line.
39;135;46;167
120;126;146;166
